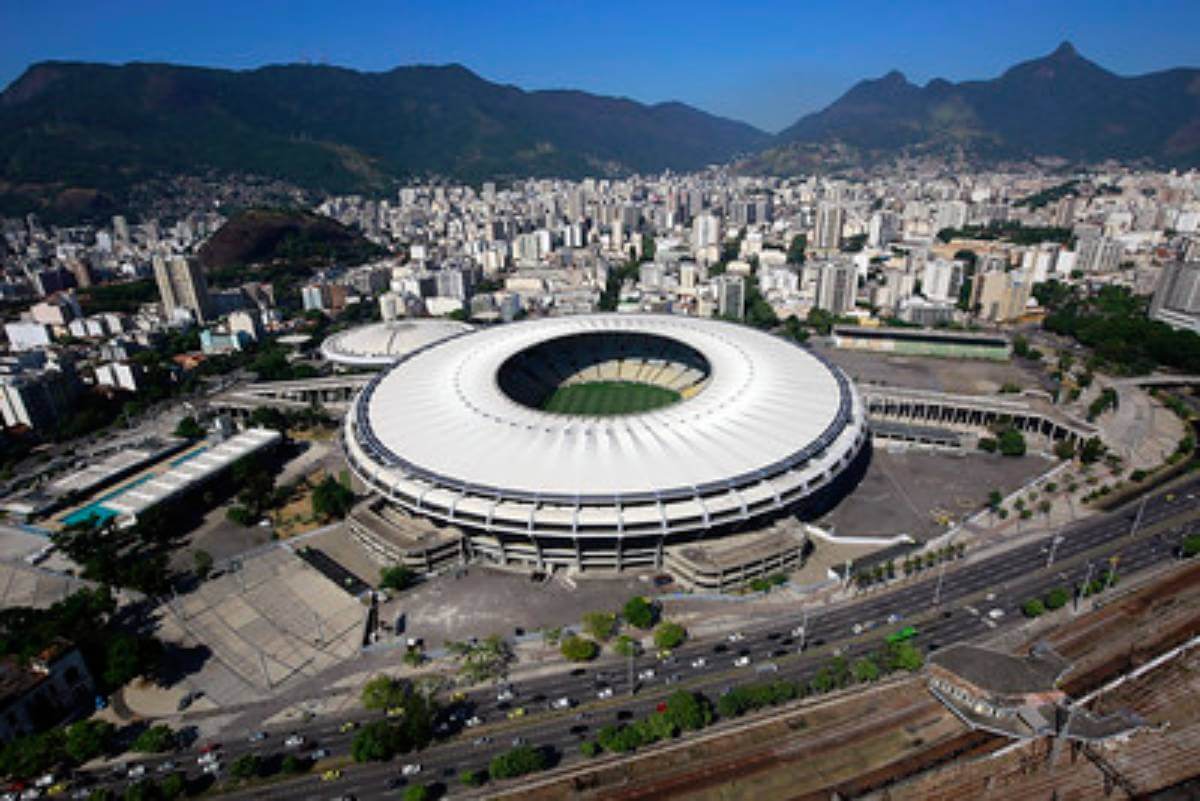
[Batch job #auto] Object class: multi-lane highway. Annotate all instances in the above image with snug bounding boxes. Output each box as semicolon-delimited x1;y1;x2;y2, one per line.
65;475;1200;800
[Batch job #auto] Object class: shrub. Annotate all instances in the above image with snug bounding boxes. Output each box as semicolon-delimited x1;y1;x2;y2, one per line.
653;621;687;651
582;611;618;641
489;745;547;780
579;740;600;758
560;635;599;662
623;596;657;629
1044;587;1070;610
1022;599;1045;618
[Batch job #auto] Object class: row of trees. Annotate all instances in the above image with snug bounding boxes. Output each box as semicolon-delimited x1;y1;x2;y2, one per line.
579;639;924;759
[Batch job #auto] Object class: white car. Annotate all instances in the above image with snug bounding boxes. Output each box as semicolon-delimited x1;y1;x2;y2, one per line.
727;632;745;643
201;762;221;775
734;656;751;667
496;688;515;703
552;696;573;709
596;686;613;699
127;764;146;778
197;752;218;765
465;715;483;727
988;608;1006;620
886;613;902;624
791;625;806;637
690;657;707;669
284;734;306;748
756;662;779;674
637;668;656;681
19;790;41;801
33;776;55;789
852;623;864;635
401;763;422;777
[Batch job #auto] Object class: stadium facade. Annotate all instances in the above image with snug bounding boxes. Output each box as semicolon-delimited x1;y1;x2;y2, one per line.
344;314;868;572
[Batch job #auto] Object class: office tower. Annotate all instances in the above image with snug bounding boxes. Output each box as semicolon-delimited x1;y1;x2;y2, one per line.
716;275;745;319
814;203;844;251
815;260;857;315
154;255;212;323
1149;261;1200;333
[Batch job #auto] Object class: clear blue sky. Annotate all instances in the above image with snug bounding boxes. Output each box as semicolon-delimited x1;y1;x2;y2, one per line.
1;0;1196;132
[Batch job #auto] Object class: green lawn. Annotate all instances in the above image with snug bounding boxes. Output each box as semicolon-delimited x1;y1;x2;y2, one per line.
543;381;681;416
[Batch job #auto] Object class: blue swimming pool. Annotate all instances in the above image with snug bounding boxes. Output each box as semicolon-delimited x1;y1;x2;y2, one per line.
170;446;208;467
61;472;158;528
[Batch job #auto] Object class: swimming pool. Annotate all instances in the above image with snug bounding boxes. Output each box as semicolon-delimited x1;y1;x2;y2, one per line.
170;445;208;467
60;472;158;528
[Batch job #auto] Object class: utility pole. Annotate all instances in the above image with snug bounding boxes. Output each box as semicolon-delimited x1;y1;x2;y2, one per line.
627;648;635;697
1130;496;1148;539
799;607;809;652
1103;556;1120;593
1076;562;1094;612
933;559;946;606
1046;535;1063;569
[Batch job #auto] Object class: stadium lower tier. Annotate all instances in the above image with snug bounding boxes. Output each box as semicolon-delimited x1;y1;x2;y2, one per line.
343;416;870;572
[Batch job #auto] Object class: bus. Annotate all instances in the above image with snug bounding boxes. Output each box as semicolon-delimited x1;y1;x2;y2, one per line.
886;625;918;644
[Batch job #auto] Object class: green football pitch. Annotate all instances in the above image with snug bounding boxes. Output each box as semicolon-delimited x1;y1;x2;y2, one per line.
543;381;681;416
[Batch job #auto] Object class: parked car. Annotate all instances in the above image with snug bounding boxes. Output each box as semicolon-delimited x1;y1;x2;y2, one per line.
401;764;421;777
734;656;751;667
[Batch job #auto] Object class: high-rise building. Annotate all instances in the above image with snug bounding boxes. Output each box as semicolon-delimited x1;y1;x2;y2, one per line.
815;260;857;315
153;255;211;323
1076;236;1124;274
715;275;745;319
1149;261;1200;333
921;259;964;303
974;270;1031;323
692;213;721;252
814;204;844;251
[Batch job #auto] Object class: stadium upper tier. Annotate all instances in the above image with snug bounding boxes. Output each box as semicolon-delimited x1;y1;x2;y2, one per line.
344;314;868;550
320;319;475;367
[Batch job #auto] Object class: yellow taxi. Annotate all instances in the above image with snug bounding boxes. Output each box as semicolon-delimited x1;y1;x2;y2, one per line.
320;768;343;782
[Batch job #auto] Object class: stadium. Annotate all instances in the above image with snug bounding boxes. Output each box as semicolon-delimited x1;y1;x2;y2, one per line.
344;314;869;572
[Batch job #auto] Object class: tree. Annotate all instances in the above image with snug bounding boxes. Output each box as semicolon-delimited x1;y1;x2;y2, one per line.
786;234;807;265
380;565;416;592
312;475;355;520
173;416;204;440
560;635;599;662
122;780;162;801
1079;437;1107;464
280;755;305;775
229;753;260;780
663;690;712;732
460;768;487;786
622;596;657;630
997;429;1027;457
192;550;213;581
1044;587;1070;610
653;621;687;651
403;785;430;801
103;633;161;688
987;490;1003;510
852;657;881;683
132;724;176;753
582;612;617;642
352;721;401;762
362;675;410;711
1022;599;1045;618
489;745;547;780
159;773;186;800
64;719;114;764
445;635;515;683
613;635;641;658
881;641;923;672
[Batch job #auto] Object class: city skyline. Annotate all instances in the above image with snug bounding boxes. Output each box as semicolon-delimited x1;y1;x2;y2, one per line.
1;0;1198;132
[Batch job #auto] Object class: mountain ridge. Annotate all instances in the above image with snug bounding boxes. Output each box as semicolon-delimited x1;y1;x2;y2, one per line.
764;42;1200;170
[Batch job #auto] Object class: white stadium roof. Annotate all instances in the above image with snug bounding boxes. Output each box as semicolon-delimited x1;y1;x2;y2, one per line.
347;315;866;518
320;320;474;367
